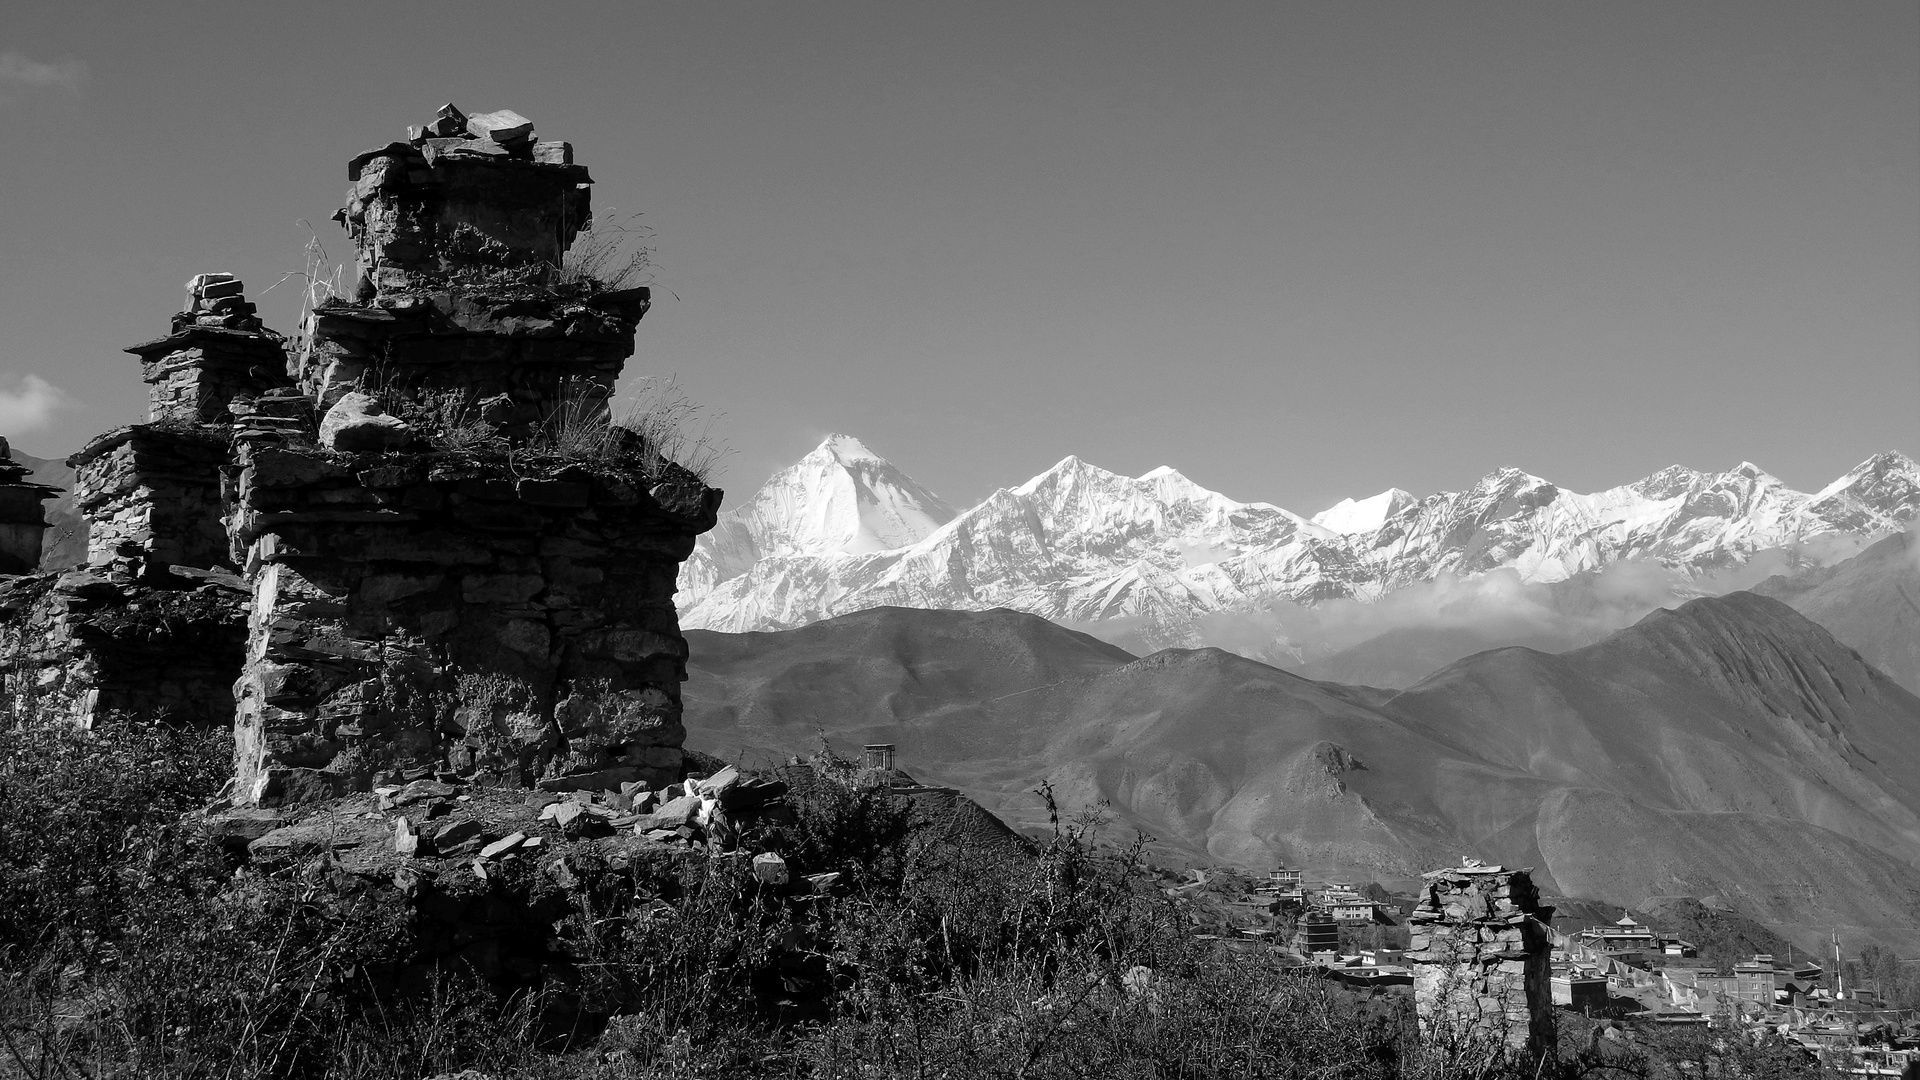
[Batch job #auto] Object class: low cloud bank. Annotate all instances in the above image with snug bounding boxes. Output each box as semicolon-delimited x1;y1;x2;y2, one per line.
1068;538;1892;685
0;52;87;94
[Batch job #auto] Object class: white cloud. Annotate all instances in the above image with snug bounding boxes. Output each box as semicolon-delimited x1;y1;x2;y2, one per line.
0;51;88;94
0;374;72;434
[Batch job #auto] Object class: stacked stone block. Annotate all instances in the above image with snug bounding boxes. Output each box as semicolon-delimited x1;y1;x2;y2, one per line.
130;325;290;427
300;102;626;438
72;425;235;572
1408;861;1555;1056
176;272;268;333
229;439;718;803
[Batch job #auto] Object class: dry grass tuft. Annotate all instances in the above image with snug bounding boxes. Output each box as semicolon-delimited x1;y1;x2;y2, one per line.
554;210;654;291
618;375;729;484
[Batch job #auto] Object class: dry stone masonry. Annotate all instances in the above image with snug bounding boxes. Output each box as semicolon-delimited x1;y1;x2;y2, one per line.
0;106;719;799
1408;860;1556;1057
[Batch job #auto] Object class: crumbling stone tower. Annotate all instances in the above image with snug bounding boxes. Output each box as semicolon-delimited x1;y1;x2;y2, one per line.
86;278;290;575
0;105;717;799
0;277;272;729
229;105;719;804
0;442;60;575
1407;861;1555;1057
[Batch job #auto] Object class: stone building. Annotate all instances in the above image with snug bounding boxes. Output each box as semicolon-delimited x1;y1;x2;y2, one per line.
0;106;719;800
1408;860;1556;1056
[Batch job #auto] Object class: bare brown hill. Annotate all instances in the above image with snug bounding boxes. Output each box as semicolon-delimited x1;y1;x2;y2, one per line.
682;597;1920;952
1295;623;1594;690
1754;530;1920;695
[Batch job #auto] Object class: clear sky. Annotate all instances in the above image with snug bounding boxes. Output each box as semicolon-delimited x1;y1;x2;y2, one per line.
2;1;1914;515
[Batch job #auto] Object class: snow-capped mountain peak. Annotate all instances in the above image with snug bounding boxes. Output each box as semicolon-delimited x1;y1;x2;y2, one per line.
1805;450;1920;534
678;442;1920;649
1311;488;1416;535
811;432;895;469
674;435;955;608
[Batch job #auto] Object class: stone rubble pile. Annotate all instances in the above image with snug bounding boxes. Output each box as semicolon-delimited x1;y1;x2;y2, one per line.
1407;859;1555;1055
206;761;852;1030
523;764;790;849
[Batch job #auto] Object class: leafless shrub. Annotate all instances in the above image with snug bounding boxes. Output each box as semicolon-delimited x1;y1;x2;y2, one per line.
263;222;352;359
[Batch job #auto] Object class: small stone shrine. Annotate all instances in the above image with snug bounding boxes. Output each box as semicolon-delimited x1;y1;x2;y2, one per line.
0;106;720;803
1407;859;1556;1056
0;441;60;576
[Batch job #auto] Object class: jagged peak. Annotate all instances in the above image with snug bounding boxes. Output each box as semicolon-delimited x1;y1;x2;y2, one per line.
807;433;889;466
1812;450;1920;502
1724;461;1779;484
1469;466;1557;497
1012;454;1131;495
1311;488;1416;535
1632;464;1705;500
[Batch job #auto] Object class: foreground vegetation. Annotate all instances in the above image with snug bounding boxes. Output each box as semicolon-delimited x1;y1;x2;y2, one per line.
0;721;1840;1079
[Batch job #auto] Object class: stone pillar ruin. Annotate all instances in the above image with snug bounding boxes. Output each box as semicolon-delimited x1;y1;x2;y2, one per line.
0;277;275;726
1408;861;1556;1057
78;275;291;575
0;440;59;575
229;104;718;804
0;105;718;792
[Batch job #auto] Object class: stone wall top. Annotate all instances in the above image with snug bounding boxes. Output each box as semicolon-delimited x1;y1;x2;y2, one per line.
337;104;593;299
1411;861;1549;927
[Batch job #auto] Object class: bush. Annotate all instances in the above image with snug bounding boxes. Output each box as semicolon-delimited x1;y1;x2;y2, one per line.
0;728;1842;1079
0;720;228;961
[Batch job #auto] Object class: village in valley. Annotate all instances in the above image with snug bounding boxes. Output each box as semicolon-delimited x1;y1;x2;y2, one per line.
1162;857;1920;1074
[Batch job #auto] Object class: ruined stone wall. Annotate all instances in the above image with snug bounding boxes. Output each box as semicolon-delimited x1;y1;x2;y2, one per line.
1408;862;1555;1056
228;438;718;804
0;105;717;814
131;325;291;426
296;291;644;435
342;109;589;294
72;426;234;571
0;569;248;727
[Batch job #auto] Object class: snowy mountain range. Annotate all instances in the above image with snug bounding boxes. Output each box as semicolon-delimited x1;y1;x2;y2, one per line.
677;436;1920;650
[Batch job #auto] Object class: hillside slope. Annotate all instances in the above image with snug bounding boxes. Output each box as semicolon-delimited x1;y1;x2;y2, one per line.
682;597;1920;952
1753;531;1919;694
